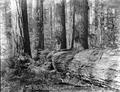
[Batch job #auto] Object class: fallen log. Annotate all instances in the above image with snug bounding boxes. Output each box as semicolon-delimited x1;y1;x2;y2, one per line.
51;48;120;90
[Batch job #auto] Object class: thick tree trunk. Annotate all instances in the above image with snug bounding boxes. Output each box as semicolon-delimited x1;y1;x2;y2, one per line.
32;0;44;58
95;0;102;47
37;0;44;50
0;0;8;60
21;0;31;56
61;0;67;49
80;0;89;49
4;0;12;57
10;0;22;56
74;0;89;49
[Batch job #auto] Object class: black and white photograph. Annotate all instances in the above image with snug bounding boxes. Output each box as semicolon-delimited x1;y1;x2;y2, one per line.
0;0;120;92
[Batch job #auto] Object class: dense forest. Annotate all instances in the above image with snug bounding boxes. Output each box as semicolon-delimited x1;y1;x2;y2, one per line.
1;0;120;92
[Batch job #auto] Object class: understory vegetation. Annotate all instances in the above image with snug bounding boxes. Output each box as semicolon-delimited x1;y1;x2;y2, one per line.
1;0;120;92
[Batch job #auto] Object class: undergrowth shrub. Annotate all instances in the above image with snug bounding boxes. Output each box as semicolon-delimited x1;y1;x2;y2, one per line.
1;54;35;92
1;52;61;92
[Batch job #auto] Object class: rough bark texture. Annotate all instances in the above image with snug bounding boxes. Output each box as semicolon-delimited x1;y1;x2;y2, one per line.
60;0;67;49
21;0;31;56
10;0;19;56
80;0;89;49
74;0;89;49
32;0;44;58
37;0;44;50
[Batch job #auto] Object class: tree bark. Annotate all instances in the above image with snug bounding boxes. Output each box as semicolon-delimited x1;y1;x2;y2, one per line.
60;0;67;49
71;1;75;49
32;0;44;58
50;4;53;40
10;0;22;56
79;0;89;49
74;0;89;49
21;0;31;56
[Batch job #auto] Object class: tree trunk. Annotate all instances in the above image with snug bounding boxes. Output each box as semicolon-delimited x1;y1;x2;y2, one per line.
50;5;53;40
21;0;31;56
79;0;89;49
60;0;67;49
74;0;89;49
10;0;21;56
32;0;44;58
1;0;8;59
95;0;102;47
4;0;12;57
71;2;75;49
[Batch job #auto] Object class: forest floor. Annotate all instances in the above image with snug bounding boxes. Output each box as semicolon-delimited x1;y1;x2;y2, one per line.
22;82;119;92
1;48;120;92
